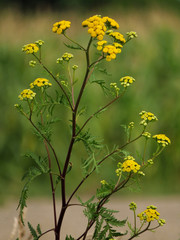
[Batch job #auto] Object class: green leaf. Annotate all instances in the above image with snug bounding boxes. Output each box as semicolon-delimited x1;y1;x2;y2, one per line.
65;235;75;240
17;184;28;224
24;152;49;174
64;42;82;50
36;224;42;235
98;68;112;76
28;222;38;239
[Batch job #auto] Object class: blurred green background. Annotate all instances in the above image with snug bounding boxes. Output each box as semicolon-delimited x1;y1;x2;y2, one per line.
0;0;180;203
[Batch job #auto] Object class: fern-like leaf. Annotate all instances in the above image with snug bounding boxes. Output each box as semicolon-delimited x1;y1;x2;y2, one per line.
28;222;38;239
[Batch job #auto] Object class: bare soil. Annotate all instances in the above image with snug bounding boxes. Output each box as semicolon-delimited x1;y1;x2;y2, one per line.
1;195;180;240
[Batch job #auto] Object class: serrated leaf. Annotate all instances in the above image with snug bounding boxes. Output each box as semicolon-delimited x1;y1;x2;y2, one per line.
28;222;38;239
64;42;82;50
65;235;75;240
24;152;49;174
36;224;42;235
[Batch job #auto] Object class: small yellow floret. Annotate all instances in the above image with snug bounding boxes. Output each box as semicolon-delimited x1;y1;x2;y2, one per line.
153;134;171;147
18;89;36;100
22;43;39;54
30;78;52;89
52;20;71;34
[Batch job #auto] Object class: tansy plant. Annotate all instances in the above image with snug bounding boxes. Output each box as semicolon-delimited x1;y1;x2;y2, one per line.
14;15;170;240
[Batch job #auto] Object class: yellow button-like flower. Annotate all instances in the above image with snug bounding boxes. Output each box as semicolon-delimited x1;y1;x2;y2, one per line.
138;205;160;222
139;111;158;126
30;78;52;89
109;31;126;44
22;43;39;54
120;76;135;88
102;44;122;61
153;134;171;147
102;16;119;29
61;52;74;62
82;15;107;40
121;155;140;173
18;89;36;100
52;20;71;35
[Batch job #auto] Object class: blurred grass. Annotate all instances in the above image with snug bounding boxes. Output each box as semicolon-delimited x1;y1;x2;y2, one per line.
0;7;180;203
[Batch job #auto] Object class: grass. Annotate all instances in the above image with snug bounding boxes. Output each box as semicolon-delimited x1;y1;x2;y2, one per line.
0;7;180;203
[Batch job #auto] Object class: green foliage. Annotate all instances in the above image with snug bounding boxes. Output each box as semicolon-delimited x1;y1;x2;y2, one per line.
65;235;75;240
28;222;42;240
18;153;49;222
96;183;114;200
75;127;104;154
64;42;82;50
93;207;127;239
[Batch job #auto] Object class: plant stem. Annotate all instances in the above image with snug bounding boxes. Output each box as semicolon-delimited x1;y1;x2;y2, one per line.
128;222;151;240
77;174;132;240
33;54;73;111
28;118;62;176
76;89;126;136
63;33;86;51
56;37;93;240
67;130;145;205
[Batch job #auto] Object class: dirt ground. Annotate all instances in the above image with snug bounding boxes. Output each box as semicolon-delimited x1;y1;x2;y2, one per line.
1;195;180;240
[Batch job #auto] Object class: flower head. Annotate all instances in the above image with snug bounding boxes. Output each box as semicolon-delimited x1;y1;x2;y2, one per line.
62;52;74;62
100;180;107;185
35;40;45;46
22;43;39;54
139;111;158;126
138;206;160;222
128;122;135;129
102;44;122;61
126;31;138;39
108;31;126;44
97;40;107;51
158;219;166;226
82;15;106;40
18;89;36;100
30;78;52;89
129;202;137;210
52;20;71;35
102;16;119;29
120;76;135;87
153;134;171;147
122;155;140;173
142;131;151;139
29;60;36;67
110;82;120;95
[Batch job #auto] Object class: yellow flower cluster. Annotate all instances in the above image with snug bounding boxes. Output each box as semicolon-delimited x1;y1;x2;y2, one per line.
138;206;160;222
139;111;158;126
62;52;74;61
97;40;107;51
109;31;126;44
100;180;107;185
142;131;151;139
126;31;138;39
30;78;52;89
153;134;171;147
129;202;137;210
82;15;107;40
120;76;135;87
18;89;36;100
102;16;119;29
116;156;140;175
110;82;120;94
35;40;45;46
122;156;141;173
22;43;39;54
52;20;71;35
103;44;122;61
128;122;135;129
